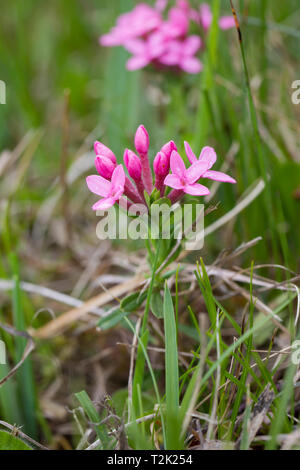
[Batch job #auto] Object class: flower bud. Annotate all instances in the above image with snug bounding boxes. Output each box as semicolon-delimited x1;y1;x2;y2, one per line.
153;151;170;177
94;141;117;164
124;149;142;180
94;155;116;179
134;125;149;155
160;140;177;159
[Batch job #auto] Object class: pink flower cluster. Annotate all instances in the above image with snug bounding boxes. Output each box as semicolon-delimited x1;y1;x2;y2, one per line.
99;1;235;74
86;125;236;211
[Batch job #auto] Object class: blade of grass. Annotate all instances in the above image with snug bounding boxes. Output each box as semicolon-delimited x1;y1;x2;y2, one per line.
75;390;110;449
163;282;181;450
10;253;37;438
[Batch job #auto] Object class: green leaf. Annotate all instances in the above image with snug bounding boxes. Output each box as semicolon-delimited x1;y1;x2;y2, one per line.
75;390;109;449
163;282;181;450
150;289;164;319
151;196;171;207
98;291;147;330
0;431;32;450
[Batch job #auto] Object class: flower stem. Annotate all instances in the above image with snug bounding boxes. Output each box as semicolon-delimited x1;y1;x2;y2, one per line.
124;178;144;204
169;189;184;204
155;175;165;196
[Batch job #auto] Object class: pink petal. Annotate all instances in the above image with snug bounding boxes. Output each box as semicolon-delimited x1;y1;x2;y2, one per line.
126;55;150;70
147;32;167;59
180;56;203;74
170;151;186;176
159;51;180;66
199;146;217;168
86;175;111;197
159;40;181;65
113;186;125;199
203;170;236;183
164;174;184;190
165;7;189;38
155;0;168;12
184;183;210;196
184;141;197;164
111;165;125;190
124;39;146;55
99;32;123;47
200;3;212;30
219;16;235;30
186;161;210;184
183;35;202;55
92;197;116;211
94;141;116;164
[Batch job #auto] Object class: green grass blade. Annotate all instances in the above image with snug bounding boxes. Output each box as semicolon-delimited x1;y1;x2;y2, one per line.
163;282;181;450
75;390;110;449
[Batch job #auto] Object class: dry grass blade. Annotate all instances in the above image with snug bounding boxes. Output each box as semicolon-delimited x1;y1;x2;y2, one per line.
32;273;146;338
0;279;104;316
223;278;288;334
0;323;35;387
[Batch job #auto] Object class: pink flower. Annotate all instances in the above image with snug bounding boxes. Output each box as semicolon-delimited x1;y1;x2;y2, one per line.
100;4;162;47
154;151;170;177
134;125;153;194
159;35;202;73
125;32;167;71
124;149;146;201
160;5;189;39
198;3;235;31
95;155;116;179
135;125;150;155
94;141;117;164
124;149;142;181
86;164;125;210
184;142;236;183
164;151;210;196
155;0;168;13
160;140;177;159
154;151;170;195
199;3;212;30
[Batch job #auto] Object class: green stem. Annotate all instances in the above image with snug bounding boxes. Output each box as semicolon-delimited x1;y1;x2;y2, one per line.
131;240;161;417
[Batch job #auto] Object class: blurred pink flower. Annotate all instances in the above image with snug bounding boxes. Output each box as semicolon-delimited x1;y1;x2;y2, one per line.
125;32;167;70
100;4;162;46
184;142;236;183
99;2;235;75
219;16;236;30
86;164;125;211
159;35;202;73
160;5;189;39
155;0;168;12
196;3;235;31
164;151;210;195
